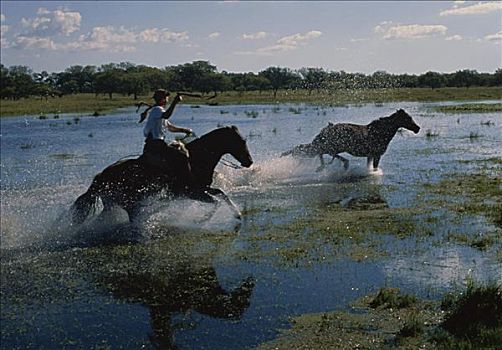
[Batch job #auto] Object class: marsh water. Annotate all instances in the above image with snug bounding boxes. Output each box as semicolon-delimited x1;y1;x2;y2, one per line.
1;101;501;349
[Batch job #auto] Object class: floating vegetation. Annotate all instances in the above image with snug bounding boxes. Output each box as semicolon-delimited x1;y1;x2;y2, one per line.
248;130;262;138
245;110;259;118
369;287;418;309
469;131;481;140
423;170;502;237
20;143;34;150
425;129;440;138
480;120;494;126
257;288;440;350
49;153;75;160
288;107;302;114
259;282;502;349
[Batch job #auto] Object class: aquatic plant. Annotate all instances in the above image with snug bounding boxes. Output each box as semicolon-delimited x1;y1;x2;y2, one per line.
245;110;259;118
480;120;494;126
288;107;302;114
369;287;418;309
425;129;440;138
469;131;480;140
437;282;502;348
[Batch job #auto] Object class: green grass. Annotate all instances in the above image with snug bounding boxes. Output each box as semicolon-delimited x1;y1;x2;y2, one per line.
1;86;501;117
434;282;502;349
432;103;502;114
369;287;418;309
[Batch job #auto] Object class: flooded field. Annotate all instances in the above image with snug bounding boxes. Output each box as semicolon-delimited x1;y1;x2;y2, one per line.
1;101;501;349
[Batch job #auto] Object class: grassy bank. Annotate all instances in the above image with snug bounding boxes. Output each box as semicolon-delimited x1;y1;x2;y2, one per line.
432;103;502;113
1;86;501;117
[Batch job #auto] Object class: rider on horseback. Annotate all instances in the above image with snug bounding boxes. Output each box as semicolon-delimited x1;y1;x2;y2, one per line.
141;89;194;194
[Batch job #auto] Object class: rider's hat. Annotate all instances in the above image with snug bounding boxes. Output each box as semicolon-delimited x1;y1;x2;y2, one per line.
152;89;170;101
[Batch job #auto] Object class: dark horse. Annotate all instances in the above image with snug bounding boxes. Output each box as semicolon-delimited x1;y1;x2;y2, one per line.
71;126;253;224
281;109;420;171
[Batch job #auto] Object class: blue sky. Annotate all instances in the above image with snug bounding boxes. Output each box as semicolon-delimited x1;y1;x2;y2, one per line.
1;1;501;74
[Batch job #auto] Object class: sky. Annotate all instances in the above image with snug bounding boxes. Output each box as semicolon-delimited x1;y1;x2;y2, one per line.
0;1;501;74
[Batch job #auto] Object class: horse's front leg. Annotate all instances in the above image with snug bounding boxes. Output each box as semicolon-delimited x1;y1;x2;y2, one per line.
206;188;242;219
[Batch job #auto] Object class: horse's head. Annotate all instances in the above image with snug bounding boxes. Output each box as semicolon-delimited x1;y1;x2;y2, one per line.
394;109;420;134
223;125;253;168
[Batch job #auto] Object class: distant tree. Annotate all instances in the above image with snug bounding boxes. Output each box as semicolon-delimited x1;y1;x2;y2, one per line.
298;67;328;94
259;67;297;98
418;71;445;89
491;68;502;86
4;66;36;99
94;70;124;99
448;69;480;88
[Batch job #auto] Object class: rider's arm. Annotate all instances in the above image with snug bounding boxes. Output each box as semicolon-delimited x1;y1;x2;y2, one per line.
166;121;192;135
162;94;182;120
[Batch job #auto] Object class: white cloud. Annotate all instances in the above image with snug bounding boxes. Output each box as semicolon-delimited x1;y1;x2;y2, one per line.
445;34;463;41
236;30;322;56
139;28;188;43
375;23;447;40
485;31;502;42
242;31;267;40
21;7;81;36
440;1;502;16
208;32;220;40
1;13;6;22
13;35;57;50
277;30;322;46
350;38;369;43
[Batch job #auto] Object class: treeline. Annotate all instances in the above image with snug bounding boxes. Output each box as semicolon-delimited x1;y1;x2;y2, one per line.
1;60;501;100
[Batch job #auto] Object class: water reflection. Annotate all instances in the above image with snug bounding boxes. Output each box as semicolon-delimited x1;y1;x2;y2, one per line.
94;262;254;349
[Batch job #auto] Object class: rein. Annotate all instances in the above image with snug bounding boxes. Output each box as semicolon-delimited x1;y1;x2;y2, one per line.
220;158;243;169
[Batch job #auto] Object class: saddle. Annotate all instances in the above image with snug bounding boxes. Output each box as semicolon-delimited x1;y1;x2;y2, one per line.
141;138;190;171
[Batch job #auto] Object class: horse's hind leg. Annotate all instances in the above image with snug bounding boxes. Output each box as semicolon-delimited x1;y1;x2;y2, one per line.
316;155;326;172
333;155;349;170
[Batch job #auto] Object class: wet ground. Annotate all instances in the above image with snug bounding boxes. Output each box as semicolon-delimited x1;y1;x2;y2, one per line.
1;101;501;348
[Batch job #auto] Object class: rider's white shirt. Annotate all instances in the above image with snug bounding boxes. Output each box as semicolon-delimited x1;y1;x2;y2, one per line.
143;106;166;140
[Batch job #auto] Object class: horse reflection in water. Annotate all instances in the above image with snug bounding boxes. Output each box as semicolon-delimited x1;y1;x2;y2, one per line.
95;261;255;349
282;109;420;171
71;126;253;224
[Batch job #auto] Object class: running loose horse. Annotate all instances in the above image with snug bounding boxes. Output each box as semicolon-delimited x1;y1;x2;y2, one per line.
70;126;253;224
281;109;420;171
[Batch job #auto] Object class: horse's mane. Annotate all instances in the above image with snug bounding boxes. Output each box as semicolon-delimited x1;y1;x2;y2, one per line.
367;111;399;130
186;126;236;151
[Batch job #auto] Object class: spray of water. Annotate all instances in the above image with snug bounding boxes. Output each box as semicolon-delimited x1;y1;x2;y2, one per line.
1;154;382;254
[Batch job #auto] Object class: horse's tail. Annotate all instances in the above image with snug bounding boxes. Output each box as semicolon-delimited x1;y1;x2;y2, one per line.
281;143;319;158
70;180;99;225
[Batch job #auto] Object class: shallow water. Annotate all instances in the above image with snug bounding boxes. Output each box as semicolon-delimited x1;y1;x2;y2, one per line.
1;102;501;349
